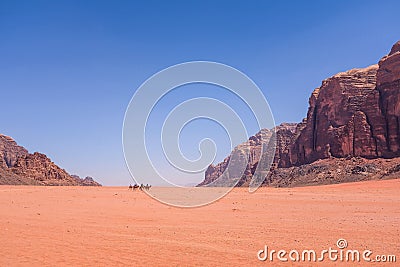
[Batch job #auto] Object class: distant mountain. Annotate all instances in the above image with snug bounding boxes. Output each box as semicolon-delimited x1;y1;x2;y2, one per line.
199;40;400;187
0;134;101;186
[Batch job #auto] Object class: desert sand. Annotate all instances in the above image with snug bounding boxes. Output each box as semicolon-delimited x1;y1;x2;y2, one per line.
1;179;399;266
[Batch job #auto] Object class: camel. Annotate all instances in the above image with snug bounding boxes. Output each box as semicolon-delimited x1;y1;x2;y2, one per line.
129;183;151;191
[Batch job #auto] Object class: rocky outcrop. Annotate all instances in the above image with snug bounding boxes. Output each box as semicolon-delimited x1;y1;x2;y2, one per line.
198;124;300;186
288;65;380;165
265;157;400;187
80;176;101;186
288;41;400;165
0;135;28;168
376;40;400;157
198;128;273;186
10;152;79;185
71;175;102;186
199;41;400;187
0;134;101;186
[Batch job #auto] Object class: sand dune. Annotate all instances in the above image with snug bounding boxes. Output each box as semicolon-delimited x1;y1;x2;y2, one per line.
1;179;399;266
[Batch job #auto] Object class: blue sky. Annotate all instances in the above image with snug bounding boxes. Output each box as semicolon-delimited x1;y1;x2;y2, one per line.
1;0;400;185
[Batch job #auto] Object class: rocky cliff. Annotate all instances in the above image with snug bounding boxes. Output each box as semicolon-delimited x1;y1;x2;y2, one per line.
287;41;400;165
198;123;302;186
198;128;273;186
0;134;101;186
199;41;400;187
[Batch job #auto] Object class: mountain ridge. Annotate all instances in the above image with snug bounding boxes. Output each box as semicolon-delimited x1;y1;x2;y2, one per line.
0;134;101;186
199;40;400;187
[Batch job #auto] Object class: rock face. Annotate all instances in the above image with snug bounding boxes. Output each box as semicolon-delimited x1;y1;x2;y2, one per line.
265;157;400;187
198;128;273;186
0;135;28;168
288;41;400;165
288;65;380;165
199;41;400;187
198;123;300;186
71;175;101;186
376;41;400;157
0;134;101;186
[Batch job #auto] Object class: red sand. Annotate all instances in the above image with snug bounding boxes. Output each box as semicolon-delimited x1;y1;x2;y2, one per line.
1;179;399;266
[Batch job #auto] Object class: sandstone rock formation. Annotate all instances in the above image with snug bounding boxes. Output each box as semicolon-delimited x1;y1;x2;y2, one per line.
288;41;400;165
198;123;300;186
0;134;101;186
0;134;28;168
199;41;400;187
287;65;380;165
71;175;101;186
265;157;400;187
198;128;273;186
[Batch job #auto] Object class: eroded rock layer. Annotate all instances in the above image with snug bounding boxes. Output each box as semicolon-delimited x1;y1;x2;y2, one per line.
199;41;400;187
0;134;101;186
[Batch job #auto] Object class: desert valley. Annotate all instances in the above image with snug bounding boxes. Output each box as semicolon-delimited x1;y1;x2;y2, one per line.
1;40;400;266
0;180;399;266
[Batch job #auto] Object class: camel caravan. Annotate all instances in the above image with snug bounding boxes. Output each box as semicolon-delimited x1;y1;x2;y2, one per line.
129;184;151;191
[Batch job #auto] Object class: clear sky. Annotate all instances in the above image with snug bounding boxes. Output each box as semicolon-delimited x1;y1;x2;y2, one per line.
1;0;400;185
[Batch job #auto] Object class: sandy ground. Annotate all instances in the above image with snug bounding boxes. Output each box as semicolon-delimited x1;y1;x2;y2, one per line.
0;179;399;266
